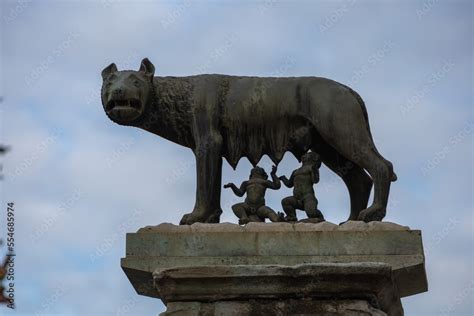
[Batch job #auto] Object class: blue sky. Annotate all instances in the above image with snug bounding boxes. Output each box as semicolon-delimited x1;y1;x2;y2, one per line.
0;0;472;315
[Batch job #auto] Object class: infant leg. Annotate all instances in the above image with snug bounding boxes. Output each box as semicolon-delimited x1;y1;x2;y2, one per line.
257;206;283;222
232;202;251;225
282;196;302;221
303;195;324;220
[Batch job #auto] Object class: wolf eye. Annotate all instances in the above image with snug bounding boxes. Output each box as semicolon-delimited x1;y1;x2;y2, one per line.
105;82;112;88
133;80;141;87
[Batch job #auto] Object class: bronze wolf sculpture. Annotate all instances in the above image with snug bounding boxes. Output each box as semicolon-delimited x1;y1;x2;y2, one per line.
101;58;396;225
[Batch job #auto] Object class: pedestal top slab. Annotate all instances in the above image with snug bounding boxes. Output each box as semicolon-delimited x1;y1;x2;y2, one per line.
137;221;410;233
122;221;427;300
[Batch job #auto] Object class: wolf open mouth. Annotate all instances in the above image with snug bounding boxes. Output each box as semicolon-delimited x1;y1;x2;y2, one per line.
105;98;144;122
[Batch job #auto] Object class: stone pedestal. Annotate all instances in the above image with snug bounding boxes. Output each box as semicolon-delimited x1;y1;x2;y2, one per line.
121;221;427;315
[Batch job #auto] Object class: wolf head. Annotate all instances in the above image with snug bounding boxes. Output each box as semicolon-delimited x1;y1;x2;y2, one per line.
101;58;155;125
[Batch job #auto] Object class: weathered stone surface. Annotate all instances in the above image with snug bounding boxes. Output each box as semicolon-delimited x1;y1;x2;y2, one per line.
367;221;410;231
155;263;402;316
294;221;339;231
243;222;294;232
190;222;243;233
138;222;192;233
135;221;409;233
339;220;408;231
122;223;426;299
163;299;387;316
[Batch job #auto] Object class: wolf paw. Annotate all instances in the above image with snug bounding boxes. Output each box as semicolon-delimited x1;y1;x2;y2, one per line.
179;208;222;225
357;205;386;222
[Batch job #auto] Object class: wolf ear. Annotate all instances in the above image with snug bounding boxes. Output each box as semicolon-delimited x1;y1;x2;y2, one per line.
101;63;117;80
139;58;155;79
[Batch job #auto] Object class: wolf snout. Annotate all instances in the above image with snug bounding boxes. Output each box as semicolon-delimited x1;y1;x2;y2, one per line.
111;88;124;97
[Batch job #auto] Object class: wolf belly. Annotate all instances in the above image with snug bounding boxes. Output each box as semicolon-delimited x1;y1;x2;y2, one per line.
221;77;317;168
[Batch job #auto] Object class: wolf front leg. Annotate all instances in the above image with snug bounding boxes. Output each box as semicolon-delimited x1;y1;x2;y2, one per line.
180;133;223;225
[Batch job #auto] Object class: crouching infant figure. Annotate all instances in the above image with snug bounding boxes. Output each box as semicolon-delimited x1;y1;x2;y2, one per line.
224;165;283;225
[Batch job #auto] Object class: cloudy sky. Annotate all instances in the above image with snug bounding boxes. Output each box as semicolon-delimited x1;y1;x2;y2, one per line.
0;0;472;315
